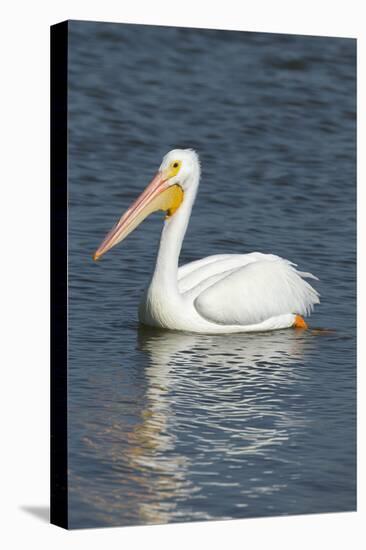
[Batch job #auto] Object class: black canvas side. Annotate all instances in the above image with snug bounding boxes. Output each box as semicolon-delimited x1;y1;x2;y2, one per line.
50;20;68;530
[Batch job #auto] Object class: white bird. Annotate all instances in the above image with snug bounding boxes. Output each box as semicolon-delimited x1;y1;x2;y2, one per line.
94;149;319;333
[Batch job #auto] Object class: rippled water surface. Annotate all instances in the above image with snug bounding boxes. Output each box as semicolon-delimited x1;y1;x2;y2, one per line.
67;21;356;528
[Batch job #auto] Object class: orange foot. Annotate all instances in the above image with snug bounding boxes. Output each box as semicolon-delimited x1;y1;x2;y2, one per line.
293;314;308;329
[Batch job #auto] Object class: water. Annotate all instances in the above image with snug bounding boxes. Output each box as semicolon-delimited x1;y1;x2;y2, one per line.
67;21;356;528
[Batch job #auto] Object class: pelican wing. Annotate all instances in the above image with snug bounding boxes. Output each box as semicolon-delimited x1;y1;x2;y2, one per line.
178;252;281;293
193;258;320;326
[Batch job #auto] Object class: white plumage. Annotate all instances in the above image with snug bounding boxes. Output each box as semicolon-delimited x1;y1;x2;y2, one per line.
94;149;320;333
186;254;318;326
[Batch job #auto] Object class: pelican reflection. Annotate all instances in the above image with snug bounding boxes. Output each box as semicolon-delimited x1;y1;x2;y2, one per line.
72;327;314;526
127;326;314;522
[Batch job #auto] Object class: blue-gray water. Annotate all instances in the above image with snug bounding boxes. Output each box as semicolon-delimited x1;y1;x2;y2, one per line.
67;21;356;529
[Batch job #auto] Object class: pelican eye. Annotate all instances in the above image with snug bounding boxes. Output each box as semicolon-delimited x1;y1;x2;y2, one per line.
168;160;181;178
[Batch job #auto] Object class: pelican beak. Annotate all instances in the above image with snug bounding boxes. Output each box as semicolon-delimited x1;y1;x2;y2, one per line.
93;170;184;260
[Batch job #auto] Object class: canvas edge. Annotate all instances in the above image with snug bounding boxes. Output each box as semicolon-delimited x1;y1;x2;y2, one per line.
50;20;68;530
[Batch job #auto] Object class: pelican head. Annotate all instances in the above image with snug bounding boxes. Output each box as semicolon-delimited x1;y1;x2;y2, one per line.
159;148;200;190
93;149;200;260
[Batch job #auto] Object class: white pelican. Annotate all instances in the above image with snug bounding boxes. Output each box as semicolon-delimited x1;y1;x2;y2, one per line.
94;149;319;333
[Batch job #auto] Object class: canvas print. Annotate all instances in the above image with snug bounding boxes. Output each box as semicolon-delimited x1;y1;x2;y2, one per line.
51;20;356;529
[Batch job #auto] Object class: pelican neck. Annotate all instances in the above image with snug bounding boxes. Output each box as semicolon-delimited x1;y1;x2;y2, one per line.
152;182;198;292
